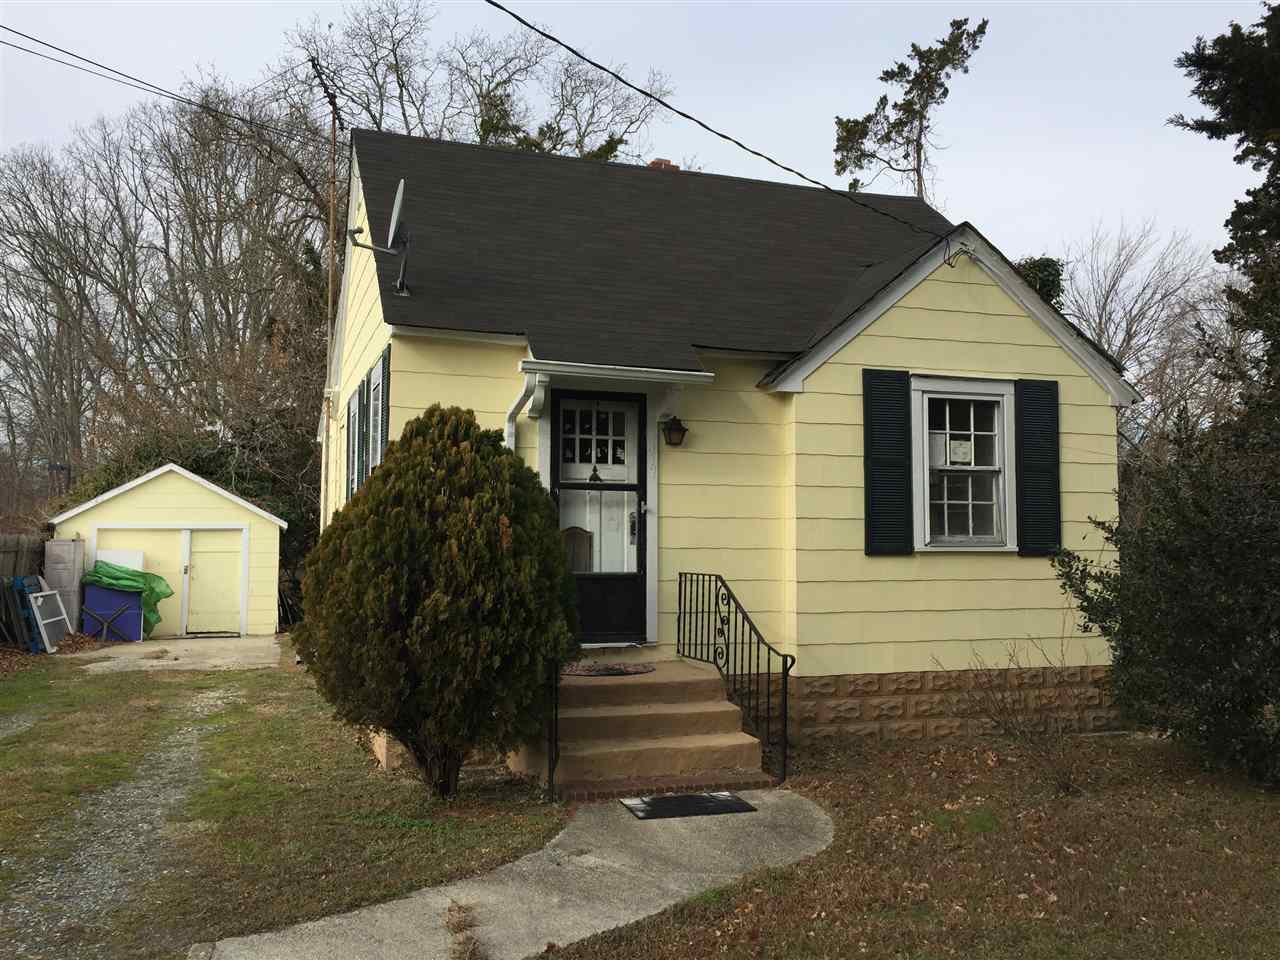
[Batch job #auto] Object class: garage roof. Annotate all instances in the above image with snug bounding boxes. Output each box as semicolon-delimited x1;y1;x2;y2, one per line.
49;464;288;529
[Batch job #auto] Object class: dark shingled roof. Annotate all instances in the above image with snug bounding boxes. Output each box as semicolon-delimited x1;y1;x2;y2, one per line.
353;129;954;372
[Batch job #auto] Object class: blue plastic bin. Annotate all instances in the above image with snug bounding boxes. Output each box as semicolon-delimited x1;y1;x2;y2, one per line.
81;584;144;643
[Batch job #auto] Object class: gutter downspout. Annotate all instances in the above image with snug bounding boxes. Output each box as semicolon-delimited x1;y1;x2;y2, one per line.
505;373;537;450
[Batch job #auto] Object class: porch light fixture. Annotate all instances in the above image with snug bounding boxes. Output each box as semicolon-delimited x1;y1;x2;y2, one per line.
660;416;688;447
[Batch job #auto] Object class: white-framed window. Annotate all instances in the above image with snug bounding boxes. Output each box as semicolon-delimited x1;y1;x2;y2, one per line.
369;364;383;471
909;376;1017;551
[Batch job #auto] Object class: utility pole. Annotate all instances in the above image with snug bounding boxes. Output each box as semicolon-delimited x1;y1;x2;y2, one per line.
311;55;344;525
310;56;342;334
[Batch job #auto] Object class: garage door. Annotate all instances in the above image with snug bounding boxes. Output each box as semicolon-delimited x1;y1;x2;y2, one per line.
187;529;242;634
96;528;184;638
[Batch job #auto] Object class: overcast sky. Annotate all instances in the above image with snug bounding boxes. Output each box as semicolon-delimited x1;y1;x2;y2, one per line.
0;1;1262;259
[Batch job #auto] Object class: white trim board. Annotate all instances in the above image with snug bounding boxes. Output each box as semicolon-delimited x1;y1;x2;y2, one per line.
392;325;528;347
764;224;1141;407
519;358;715;385
50;463;288;530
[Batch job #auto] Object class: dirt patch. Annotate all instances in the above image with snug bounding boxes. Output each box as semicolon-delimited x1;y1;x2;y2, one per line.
0;687;239;958
0;646;37;677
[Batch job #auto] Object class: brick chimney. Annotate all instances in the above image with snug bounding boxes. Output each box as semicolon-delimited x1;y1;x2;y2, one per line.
647;158;680;171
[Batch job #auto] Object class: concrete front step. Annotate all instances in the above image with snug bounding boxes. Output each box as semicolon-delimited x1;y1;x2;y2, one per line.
556;769;776;802
559;699;743;741
555;731;762;782
560;660;726;708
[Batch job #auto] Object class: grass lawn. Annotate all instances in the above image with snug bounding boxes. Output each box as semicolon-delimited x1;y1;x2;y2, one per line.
563;736;1280;960
0;645;566;959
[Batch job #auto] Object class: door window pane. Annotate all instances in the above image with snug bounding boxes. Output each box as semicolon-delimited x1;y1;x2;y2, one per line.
612;439;626;465
596;439;609;463
562;408;576;434
578;439;592;462
596;410;610;436
612;411;626;436
579;410;593;434
562;437;575;463
559;489;638;573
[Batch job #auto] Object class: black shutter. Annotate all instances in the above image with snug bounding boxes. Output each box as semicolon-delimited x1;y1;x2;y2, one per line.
863;368;914;555
380;345;391;456
346;394;356;500
1015;379;1061;556
357;376;370;486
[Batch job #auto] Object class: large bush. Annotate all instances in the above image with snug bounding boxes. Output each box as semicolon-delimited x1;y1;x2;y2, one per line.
1054;420;1280;785
294;405;578;796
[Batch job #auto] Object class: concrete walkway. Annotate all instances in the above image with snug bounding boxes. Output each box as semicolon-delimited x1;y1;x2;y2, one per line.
69;634;280;673
194;788;833;960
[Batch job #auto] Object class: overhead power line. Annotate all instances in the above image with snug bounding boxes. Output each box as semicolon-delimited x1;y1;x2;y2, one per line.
242;56;310;98
1;39;175;102
482;0;946;240
0;24;326;150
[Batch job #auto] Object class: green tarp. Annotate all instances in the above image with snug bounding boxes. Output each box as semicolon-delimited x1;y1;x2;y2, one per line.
82;560;174;638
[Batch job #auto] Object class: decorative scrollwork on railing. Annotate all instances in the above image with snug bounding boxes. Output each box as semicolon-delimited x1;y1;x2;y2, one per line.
676;572;796;782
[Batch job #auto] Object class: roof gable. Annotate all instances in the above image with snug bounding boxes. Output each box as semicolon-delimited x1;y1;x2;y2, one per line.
762;224;1140;407
50;463;289;529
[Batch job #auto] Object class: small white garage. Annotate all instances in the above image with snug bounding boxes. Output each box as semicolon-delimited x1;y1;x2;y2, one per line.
50;463;287;637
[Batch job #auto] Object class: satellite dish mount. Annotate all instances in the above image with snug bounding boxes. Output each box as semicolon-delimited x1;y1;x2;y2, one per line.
347;178;411;296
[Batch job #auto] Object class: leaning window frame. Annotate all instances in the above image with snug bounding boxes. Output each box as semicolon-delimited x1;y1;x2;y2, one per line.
908;376;1018;552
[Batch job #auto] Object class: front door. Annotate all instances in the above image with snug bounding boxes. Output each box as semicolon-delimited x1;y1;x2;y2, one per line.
552;391;646;644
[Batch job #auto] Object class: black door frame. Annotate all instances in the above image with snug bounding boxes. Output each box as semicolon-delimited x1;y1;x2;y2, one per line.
550;388;647;644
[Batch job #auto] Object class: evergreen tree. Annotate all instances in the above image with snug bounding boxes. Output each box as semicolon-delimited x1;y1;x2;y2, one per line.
294;406;579;797
1013;255;1066;310
1172;3;1280;423
1054;6;1280;785
834;18;988;200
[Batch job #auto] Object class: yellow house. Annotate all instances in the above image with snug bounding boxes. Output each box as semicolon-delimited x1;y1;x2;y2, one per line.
51;463;286;638
321;131;1138;789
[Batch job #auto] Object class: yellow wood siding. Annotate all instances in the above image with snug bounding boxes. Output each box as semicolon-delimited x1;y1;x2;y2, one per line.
53;470;281;637
657;359;792;660
388;338;534;463
321;159;393;526
791;257;1118;675
321;251;1120;679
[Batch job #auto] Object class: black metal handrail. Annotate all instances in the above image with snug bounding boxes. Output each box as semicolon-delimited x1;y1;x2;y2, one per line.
677;572;795;781
545;657;560;799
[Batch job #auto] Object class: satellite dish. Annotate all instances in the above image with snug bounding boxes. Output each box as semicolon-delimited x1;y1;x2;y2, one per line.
387;179;405;249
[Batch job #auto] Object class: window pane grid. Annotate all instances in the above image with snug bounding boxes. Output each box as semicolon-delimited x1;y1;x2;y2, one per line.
562;403;627;466
925;394;1002;543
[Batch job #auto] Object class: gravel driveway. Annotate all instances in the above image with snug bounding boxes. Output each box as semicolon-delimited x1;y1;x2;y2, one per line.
0;688;237;959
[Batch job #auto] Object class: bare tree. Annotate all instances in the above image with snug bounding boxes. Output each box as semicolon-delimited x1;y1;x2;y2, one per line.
1060;220;1246;444
286;0;671;162
0;0;671;536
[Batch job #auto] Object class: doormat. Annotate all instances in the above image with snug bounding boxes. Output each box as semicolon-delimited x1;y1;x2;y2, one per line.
563;662;656;677
620;791;757;820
